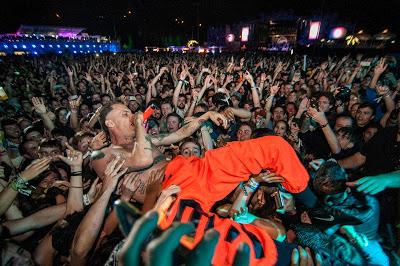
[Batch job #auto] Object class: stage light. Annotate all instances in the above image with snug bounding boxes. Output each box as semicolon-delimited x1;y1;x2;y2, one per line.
73;51;77;54
93;45;96;47
13;45;18;49
100;50;103;53
49;45;53;48
40;45;44;48
56;45;60;48
227;34;235;42
58;51;62;54
4;45;8;48
330;27;347;39
65;44;69;48
33;51;38;55
241;27;249;42
309;21;321;40
86;44;89;48
32;44;36;48
22;45;27;49
79;45;82;48
72;45;76;48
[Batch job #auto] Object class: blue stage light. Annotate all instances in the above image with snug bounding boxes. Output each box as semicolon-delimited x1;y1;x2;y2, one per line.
40;45;44;48
13;45;17;48
73;51;77;54
86;44;89;47
4;45;8;48
72;45;76;48
56;45;60;48
58;51;62;54
33;51;38;55
65;44;69;48
92;45;96;47
79;45;82;48
22;45;27;49
32;44;36;48
49;45;53;48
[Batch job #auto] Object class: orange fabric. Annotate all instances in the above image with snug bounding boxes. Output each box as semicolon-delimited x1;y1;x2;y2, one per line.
163;136;309;211
161;136;310;265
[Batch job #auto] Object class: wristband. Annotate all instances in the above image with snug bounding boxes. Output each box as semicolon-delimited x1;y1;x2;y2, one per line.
247;178;259;191
8;174;34;196
240;182;249;196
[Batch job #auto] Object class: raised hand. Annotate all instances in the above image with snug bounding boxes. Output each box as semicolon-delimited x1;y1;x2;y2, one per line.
179;69;188;80
223;107;235;121
269;85;280;96
90;131;108;150
207;111;228;129
102;156;127;192
84;73;92;83
374;58;387;75
32;97;47;114
20;157;52;181
69;95;82;111
376;85;390;96
87;177;102;203
307;107;328;126
57;143;83;170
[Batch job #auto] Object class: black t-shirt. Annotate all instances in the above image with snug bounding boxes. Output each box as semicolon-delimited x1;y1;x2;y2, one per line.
360;126;400;176
300;129;331;160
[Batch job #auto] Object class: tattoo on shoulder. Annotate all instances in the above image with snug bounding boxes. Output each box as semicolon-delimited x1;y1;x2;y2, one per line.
91;150;105;161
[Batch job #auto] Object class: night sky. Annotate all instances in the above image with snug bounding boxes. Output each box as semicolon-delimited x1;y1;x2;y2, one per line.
1;0;399;45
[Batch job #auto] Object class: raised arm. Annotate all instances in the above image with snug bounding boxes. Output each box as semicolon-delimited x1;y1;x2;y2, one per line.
31;97;55;132
69;96;82;132
151;111;228;146
307;107;340;154
71;157;127;266
370;58;387;89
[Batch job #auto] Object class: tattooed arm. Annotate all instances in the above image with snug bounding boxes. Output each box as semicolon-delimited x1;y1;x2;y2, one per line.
150;111;228;146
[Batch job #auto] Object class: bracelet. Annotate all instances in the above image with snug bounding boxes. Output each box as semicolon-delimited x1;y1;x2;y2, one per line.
69;186;83;188
320;123;328;128
71;171;82;176
83;194;91;206
247;178;260;191
240;182;249;196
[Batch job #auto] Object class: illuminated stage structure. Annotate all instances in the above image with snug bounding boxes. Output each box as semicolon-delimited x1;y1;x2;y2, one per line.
0;25;120;56
207;12;396;52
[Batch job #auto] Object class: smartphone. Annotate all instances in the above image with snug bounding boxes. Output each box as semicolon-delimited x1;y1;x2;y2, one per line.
129;96;136;101
70;95;78;100
360;61;371;67
271;190;283;210
143;105;155;122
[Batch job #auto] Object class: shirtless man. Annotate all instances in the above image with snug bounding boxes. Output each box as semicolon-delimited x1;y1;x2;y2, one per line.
91;102;228;203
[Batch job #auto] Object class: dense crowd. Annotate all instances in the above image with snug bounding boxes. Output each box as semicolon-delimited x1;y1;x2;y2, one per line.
0;52;399;265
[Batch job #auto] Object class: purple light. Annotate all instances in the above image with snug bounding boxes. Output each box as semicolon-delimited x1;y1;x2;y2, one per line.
227;34;235;42
330;27;347;39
